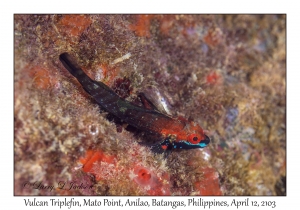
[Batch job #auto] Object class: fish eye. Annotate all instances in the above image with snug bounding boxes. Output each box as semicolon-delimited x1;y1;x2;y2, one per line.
188;134;201;144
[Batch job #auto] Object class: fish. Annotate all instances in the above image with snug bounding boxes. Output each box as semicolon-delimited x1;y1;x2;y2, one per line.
59;52;210;153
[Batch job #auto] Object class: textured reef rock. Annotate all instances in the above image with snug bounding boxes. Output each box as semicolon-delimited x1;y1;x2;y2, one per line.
14;14;285;195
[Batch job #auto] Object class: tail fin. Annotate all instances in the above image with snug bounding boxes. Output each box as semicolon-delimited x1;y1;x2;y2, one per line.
59;53;85;78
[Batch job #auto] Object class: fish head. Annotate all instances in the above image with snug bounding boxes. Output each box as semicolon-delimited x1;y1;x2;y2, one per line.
175;122;210;149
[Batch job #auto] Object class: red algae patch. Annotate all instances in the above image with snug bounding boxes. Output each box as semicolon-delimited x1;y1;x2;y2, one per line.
79;150;115;174
79;150;117;182
58;15;92;37
194;167;222;195
206;71;222;85
129;15;153;37
203;28;223;48
27;65;58;90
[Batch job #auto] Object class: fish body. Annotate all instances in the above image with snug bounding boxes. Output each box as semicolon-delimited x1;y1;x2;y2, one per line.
59;53;210;153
